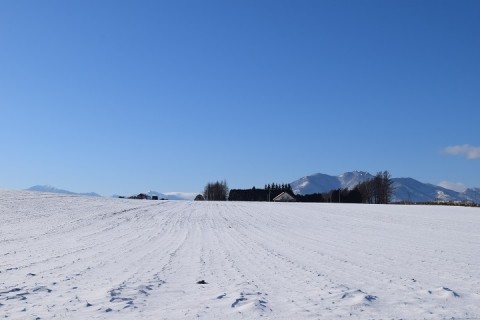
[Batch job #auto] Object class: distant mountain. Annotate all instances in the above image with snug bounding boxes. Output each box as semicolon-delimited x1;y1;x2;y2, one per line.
27;185;101;197
291;171;373;195
391;178;461;202
291;171;479;203
164;192;198;201
146;191;197;200
462;187;480;203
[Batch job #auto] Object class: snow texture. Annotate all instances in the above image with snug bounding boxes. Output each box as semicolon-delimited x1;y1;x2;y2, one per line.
1;190;479;319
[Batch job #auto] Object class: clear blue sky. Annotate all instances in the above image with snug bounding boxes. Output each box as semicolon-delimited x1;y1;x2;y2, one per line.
1;0;479;196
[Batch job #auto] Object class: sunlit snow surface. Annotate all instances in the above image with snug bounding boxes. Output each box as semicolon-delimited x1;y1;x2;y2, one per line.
1;190;479;319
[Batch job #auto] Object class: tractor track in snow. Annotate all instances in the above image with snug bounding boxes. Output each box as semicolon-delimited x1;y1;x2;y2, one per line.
1;190;480;319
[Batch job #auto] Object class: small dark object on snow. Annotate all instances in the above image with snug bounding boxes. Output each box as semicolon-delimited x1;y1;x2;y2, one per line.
196;280;207;285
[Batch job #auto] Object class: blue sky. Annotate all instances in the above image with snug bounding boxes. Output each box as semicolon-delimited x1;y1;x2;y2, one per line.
1;0;479;196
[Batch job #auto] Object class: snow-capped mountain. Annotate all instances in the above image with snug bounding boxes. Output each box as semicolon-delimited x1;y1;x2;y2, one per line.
390;178;461;203
291;172;479;203
291;171;373;195
339;171;375;190
27;185;100;197
461;187;480;203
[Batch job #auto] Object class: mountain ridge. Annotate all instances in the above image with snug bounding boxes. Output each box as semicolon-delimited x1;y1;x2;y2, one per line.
27;185;101;197
27;174;479;203
26;185;196;200
290;171;479;203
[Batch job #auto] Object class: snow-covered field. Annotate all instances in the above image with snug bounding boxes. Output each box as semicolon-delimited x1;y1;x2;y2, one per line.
1;190;479;319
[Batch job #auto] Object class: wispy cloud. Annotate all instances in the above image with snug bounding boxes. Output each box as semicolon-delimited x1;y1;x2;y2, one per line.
438;181;467;193
443;144;480;159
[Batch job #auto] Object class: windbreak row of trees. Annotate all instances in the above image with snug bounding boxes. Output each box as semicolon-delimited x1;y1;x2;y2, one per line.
201;171;394;204
324;188;362;203
295;193;325;202
229;183;294;202
265;183;293;193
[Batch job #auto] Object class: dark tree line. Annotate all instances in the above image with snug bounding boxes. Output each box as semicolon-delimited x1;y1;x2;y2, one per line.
206;171;393;204
228;187;269;201
203;180;229;201
229;183;293;201
324;188;363;203
295;193;325;202
265;183;293;193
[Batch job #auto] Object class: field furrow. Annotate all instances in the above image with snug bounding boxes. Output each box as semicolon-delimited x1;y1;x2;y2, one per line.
1;190;479;319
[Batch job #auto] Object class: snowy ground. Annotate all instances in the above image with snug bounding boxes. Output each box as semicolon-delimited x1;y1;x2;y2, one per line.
1;190;479;319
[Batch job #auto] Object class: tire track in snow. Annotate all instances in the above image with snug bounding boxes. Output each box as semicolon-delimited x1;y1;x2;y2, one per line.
1;192;479;319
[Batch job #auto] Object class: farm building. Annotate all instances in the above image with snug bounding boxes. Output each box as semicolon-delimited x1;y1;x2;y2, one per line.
272;192;296;202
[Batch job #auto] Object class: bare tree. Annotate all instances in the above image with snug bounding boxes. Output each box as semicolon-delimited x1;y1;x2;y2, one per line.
357;179;374;204
356;170;394;204
203;180;229;201
381;170;394;204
